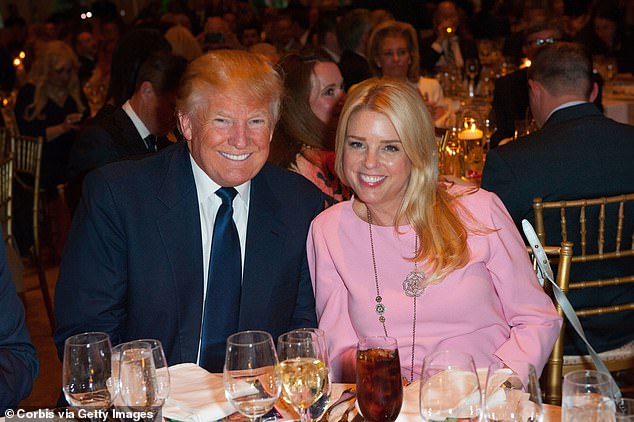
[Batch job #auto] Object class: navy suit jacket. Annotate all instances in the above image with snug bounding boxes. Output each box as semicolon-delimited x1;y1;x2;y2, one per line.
55;142;323;365
0;228;38;412
66;107;172;213
481;103;634;354
68;107;171;180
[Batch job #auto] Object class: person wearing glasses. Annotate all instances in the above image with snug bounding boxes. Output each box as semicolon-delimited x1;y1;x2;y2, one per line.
490;20;563;146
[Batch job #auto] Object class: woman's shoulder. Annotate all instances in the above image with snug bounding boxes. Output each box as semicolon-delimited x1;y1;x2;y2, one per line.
312;199;354;228
443;181;502;212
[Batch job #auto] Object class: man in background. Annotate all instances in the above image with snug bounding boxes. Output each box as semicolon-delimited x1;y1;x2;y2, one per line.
482;42;634;356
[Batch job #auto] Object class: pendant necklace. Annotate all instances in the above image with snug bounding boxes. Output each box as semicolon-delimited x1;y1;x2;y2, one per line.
367;206;427;383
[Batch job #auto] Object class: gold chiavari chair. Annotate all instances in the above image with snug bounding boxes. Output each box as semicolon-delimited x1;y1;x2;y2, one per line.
0;155;25;300
528;242;573;405
10;132;55;332
533;194;634;394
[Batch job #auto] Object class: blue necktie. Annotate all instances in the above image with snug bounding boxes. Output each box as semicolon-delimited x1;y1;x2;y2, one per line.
199;187;242;372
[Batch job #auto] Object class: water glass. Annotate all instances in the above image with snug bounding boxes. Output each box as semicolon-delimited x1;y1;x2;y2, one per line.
224;331;281;422
483;362;543;422
62;332;115;413
118;339;170;417
419;350;481;421
356;336;403;422
562;370;617;422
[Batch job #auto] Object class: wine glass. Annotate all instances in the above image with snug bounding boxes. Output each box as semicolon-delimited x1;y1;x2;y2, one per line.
356;336;403;422
288;328;332;420
465;58;479;97
118;339;170;419
224;331;282;422
419;350;481;421
277;330;328;422
62;332;115;418
562;370;617;422
483;361;543;422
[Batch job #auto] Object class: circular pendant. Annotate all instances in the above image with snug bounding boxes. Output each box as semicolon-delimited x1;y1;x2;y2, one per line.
403;270;427;297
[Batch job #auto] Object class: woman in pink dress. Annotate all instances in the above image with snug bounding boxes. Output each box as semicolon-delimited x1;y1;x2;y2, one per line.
307;78;561;384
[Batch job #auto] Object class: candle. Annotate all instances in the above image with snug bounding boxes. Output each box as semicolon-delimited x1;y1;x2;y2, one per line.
458;127;483;141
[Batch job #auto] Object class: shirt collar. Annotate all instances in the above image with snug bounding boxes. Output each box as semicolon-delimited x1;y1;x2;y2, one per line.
546;100;588;121
189;153;251;204
122;100;151;140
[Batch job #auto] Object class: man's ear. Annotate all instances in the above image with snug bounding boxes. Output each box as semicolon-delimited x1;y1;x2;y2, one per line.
528;79;541;99
139;80;155;100
178;112;192;141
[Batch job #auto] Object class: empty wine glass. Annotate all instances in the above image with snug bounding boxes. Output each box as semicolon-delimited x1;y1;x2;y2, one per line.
62;332;115;418
483;361;543;422
118;339;170;419
224;331;282;422
562;370;617;422
278;330;328;422
419;350;481;421
356;336;403;422
465;58;479;97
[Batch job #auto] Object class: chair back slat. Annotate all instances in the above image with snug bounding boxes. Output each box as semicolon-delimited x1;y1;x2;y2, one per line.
560;206;568;242
617;201;624;253
0;156;13;241
580;205;587;255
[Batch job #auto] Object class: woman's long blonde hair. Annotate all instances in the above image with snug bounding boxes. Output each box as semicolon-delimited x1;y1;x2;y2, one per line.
335;78;471;282
23;40;85;121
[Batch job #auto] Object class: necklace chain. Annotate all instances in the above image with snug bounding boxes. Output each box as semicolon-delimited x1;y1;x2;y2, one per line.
366;206;420;383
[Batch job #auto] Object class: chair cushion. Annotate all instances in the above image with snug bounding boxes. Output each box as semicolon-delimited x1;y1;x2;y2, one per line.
564;340;634;365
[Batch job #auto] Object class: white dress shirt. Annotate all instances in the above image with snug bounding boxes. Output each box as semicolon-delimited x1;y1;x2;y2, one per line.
122;100;151;147
190;154;250;362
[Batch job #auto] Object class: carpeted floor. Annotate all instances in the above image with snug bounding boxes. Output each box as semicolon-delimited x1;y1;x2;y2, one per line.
19;264;62;409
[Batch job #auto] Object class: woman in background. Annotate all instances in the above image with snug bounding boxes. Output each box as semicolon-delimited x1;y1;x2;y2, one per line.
308;78;561;384
13;40;88;255
269;52;349;206
366;20;450;126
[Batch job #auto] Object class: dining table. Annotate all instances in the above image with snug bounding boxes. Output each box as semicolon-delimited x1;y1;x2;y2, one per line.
325;383;562;422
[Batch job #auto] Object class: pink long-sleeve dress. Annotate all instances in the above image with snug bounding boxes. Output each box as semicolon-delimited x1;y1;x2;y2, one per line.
307;185;562;383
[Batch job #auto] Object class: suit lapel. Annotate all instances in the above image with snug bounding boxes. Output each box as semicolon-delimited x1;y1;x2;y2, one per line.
156;143;204;362
240;166;287;326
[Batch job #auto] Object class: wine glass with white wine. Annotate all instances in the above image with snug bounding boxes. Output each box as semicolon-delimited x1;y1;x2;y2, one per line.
278;330;329;422
224;331;282;422
62;332;115;420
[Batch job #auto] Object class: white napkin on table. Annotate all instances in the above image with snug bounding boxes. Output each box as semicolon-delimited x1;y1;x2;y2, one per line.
395;381;421;422
163;363;236;422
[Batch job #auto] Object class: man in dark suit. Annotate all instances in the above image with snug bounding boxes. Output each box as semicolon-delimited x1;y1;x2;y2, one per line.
491;21;603;145
419;0;478;74
66;52;187;213
0;227;39;412
337;8;372;91
54;50;324;373
481;42;634;355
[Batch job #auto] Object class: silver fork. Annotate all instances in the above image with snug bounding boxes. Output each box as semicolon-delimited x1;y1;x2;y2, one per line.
338;400;357;422
317;388;356;422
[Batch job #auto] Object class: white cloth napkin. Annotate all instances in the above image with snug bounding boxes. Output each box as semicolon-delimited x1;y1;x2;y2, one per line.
395;380;421;422
163;363;236;422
